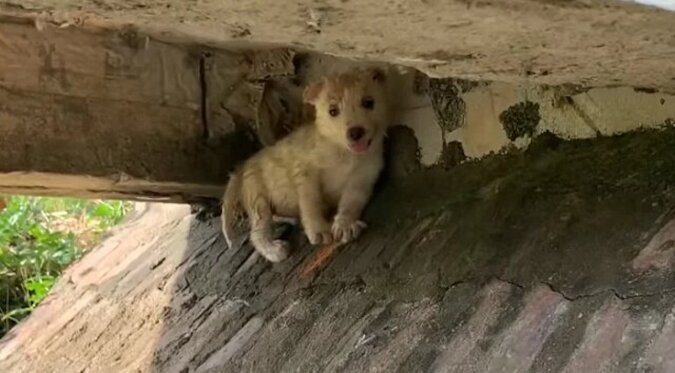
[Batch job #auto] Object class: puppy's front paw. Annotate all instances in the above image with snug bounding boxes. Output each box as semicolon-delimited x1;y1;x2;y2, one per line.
305;222;333;245
332;215;367;243
259;240;290;263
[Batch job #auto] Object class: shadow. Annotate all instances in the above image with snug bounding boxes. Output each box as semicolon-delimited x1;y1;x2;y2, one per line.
145;127;675;372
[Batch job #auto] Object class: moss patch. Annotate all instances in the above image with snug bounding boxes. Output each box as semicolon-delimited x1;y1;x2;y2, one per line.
413;73;479;133
438;141;466;168
499;101;541;141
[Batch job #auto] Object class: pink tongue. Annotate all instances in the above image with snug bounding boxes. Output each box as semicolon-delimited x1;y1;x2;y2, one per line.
351;138;369;153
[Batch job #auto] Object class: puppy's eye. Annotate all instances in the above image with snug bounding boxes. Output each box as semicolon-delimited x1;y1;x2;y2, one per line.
361;97;375;110
328;105;340;117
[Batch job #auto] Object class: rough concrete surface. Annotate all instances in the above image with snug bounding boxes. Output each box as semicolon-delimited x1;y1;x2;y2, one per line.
2;127;675;372
3;0;675;91
1;3;674;200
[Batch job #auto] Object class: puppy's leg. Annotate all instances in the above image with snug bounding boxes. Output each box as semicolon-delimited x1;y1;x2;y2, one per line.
332;178;374;243
272;215;299;225
243;182;290;263
297;173;332;245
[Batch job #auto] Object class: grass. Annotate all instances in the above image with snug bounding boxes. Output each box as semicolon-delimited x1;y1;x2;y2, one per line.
0;196;133;337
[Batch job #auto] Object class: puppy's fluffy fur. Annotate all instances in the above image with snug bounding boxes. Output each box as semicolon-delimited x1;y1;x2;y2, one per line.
222;68;389;262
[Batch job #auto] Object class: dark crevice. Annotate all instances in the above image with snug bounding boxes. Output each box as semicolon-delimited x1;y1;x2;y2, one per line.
186;296;221;331
567;98;602;137
546;282;675;302
495;275;675;302
439;274;675;303
198;51;212;140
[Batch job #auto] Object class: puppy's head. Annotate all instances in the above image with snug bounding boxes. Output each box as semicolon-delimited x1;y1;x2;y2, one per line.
303;68;388;154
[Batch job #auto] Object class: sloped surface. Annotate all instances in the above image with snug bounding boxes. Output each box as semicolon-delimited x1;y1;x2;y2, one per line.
2;128;675;372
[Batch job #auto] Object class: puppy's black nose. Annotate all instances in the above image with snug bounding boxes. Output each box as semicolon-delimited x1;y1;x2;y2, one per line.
347;126;366;141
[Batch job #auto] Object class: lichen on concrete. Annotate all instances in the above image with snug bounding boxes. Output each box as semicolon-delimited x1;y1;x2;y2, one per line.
499;101;542;141
414;72;479;133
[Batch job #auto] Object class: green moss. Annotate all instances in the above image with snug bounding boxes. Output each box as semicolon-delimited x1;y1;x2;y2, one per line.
438;141;466;168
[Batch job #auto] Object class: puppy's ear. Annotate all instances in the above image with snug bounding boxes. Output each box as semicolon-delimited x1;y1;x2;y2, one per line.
369;67;386;84
303;80;325;104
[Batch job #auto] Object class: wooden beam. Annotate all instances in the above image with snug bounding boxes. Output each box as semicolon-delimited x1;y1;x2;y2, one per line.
0;14;295;201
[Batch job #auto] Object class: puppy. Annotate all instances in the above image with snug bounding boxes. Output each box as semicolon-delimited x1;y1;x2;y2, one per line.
222;67;389;262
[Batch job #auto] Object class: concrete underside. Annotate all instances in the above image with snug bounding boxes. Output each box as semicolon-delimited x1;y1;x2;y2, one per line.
2;128;675;372
4;0;675;91
0;0;674;201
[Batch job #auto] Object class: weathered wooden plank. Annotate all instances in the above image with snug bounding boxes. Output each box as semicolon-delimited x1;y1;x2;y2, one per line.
0;86;257;200
0;14;202;106
0;15;297;201
0;172;225;202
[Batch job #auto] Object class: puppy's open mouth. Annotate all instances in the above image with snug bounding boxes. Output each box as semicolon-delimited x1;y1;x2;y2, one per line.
349;138;372;154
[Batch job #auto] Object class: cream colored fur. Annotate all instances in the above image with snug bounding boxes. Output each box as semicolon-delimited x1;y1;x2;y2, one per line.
222;67;389;262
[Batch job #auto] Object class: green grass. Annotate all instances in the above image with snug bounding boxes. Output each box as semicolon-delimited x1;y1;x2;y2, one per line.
0;196;133;337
